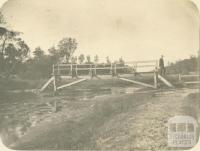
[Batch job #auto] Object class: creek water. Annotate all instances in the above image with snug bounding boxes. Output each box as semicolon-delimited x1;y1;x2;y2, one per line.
0;86;141;146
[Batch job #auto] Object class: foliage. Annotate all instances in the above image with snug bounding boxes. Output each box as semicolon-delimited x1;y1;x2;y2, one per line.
21;56;53;79
33;47;45;59
57;37;77;63
0;12;30;76
0;12;6;24
166;55;198;74
86;55;91;63
0;31;30;75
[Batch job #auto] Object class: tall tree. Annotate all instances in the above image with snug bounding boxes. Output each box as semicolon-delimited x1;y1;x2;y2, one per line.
0;30;20;58
3;39;30;74
48;46;59;63
33;47;44;60
0;12;6;24
86;55;91;63
48;46;57;56
0;12;30;76
57;37;77;63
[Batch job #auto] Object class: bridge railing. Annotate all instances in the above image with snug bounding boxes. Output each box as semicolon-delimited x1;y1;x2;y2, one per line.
52;60;158;76
178;73;200;84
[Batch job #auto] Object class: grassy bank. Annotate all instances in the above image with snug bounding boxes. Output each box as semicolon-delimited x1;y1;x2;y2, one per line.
0;77;47;91
12;92;152;150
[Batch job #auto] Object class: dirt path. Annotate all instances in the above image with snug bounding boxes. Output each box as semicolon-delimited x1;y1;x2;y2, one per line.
5;88;199;150
95;88;199;151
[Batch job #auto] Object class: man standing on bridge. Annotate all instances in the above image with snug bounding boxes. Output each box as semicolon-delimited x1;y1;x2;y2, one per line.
159;55;165;76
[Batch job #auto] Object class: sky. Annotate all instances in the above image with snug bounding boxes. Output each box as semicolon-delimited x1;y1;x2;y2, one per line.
0;0;199;63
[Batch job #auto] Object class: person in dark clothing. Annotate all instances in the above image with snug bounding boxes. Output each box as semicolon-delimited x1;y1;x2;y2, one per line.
159;55;165;75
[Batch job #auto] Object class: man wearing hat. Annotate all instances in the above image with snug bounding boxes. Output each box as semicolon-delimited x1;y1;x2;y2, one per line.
159;55;165;76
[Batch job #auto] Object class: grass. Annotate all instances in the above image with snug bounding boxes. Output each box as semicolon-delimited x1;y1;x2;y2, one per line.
0;77;47;92
13;93;152;150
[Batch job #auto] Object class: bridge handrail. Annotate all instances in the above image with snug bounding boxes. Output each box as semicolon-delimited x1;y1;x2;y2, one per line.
52;60;158;75
125;60;158;64
54;61;158;67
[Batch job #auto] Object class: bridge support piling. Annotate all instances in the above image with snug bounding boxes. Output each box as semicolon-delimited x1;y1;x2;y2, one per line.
53;76;57;92
57;78;86;90
40;76;55;92
154;72;158;89
118;77;156;89
158;74;174;88
154;68;158;88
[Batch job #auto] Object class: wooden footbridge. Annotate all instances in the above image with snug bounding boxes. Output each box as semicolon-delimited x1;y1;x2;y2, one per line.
40;60;174;92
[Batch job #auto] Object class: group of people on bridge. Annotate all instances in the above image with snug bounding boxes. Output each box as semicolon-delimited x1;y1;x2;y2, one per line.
67;55;166;78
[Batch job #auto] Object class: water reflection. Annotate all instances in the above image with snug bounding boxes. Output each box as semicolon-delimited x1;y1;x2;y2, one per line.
111;87;141;94
58;86;141;99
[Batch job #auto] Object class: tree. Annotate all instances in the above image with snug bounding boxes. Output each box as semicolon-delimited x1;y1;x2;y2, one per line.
94;55;99;64
16;40;30;59
0;30;20;57
48;46;57;56
0;12;30;76
33;47;44;60
48;46;59;64
0;22;23;74
3;39;30;74
78;54;85;64
0;12;6;24
22;55;53;79
166;55;198;74
57;37;77;63
86;55;91;63
0;12;6;37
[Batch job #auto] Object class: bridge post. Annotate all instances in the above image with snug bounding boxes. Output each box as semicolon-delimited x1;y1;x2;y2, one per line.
154;68;158;88
52;64;55;75
114;63;117;75
89;64;92;77
133;63;137;76
76;64;78;77
110;63;113;75
53;76;57;92
70;64;73;78
94;64;97;75
58;64;60;75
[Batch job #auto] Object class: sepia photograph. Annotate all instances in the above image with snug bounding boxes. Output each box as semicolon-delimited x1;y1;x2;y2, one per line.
0;0;200;150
